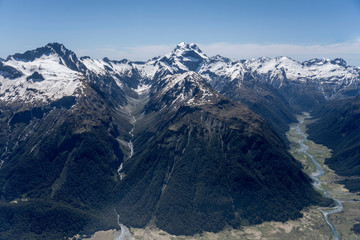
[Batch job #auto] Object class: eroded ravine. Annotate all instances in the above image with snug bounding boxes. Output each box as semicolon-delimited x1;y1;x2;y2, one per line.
117;96;142;179
115;86;151;240
295;113;343;240
114;105;137;240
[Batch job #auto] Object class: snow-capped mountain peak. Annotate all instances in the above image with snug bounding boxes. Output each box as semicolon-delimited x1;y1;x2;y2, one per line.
0;44;85;104
6;42;85;72
46;42;71;56
168;42;208;60
9;43;67;62
141;42;209;79
198;55;246;89
2;42;360;107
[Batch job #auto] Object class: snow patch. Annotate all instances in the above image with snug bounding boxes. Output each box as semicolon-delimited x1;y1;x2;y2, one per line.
134;83;151;95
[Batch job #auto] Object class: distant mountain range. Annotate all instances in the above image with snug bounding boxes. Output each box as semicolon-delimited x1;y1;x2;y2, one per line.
2;42;359;105
1;42;358;239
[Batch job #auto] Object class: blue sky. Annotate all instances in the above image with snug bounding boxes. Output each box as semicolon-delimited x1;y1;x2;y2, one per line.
1;0;360;64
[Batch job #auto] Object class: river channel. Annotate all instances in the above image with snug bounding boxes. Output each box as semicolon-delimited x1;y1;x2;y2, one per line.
295;113;343;240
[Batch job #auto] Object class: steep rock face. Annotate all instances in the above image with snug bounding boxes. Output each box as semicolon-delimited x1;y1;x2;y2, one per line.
115;72;329;235
308;96;360;193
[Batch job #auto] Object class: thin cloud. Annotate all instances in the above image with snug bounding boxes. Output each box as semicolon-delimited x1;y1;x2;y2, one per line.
76;42;360;66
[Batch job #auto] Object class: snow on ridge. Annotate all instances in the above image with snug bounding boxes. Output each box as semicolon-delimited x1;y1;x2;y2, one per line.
81;58;107;75
81;57;133;76
241;56;360;84
166;42;209;61
2;42;359;108
159;72;216;106
80;57;139;88
0;54;84;103
199;57;245;82
162;72;200;89
79;43;360;93
134;63;158;80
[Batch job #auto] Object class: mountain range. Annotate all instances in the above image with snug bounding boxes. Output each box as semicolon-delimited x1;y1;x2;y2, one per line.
0;42;358;239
